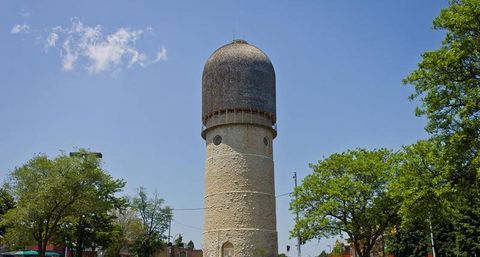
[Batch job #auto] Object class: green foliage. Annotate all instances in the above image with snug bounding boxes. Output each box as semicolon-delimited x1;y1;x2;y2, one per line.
186;240;194;249
404;0;480;144
317;250;328;257
390;139;478;256
57;151;126;257
174;234;184;247
403;0;480;255
0;186;15;242
278;254;287;257
130;187;172;257
0;186;15;216
103;208;145;257
385;220;430;257
291;149;401;257
130;233;164;257
332;241;345;257
392;140;452;223
1;151;125;257
101;223;123;257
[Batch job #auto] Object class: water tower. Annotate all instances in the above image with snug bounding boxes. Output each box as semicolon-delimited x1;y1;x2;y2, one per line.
201;39;278;257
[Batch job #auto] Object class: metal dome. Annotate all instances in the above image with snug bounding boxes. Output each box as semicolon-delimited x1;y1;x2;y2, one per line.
202;40;276;124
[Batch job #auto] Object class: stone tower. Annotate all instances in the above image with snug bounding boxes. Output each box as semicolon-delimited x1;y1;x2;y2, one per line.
201;39;278;257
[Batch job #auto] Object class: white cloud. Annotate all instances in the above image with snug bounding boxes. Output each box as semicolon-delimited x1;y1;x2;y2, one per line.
52;18;160;73
82;27;146;73
11;17;166;74
61;39;77;71
46;32;59;48
11;24;30;34
153;47;168;63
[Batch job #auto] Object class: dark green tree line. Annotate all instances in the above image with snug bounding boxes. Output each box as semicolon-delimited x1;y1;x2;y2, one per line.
401;0;480;255
291;149;401;257
292;1;480;256
0;151;125;257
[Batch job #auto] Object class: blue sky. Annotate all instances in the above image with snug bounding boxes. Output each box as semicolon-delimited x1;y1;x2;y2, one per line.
0;1;447;256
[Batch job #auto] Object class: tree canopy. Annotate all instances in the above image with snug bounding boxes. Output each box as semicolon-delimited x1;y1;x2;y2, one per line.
1;151;125;257
174;234;184;248
130;187;172;257
402;0;480;255
0;186;15;243
186;240;194;250
58;152;127;257
103;208;145;257
317;250;328;257
291;149;400;257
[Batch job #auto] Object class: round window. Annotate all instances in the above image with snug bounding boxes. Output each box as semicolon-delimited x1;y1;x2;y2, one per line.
263;136;269;146
213;135;222;145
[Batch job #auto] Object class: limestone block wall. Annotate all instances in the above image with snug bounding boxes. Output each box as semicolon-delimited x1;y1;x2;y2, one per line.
203;120;278;257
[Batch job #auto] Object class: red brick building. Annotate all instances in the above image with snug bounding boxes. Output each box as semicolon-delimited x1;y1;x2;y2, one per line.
155;246;202;257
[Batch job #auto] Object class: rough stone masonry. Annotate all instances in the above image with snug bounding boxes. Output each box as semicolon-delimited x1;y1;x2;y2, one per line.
201;40;278;257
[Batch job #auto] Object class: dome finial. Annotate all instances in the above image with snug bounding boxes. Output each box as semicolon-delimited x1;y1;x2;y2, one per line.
232;39;248;44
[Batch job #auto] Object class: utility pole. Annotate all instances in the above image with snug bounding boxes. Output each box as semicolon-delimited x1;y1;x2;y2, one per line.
167;217;174;257
168;217;172;244
429;219;436;257
293;172;301;257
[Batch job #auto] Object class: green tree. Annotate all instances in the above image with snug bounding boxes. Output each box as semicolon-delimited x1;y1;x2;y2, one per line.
390;139;471;256
2;152;125;257
0;186;15;243
403;0;480;255
186;240;194;249
392;140;449;224
278;254;287;257
390;140;454;256
60;213;118;257
404;0;480;181
291;149;401;257
385;220;430;257
104;208;145;257
332;241;345;257
318;250;328;257
130;187;172;257
57;152;126;257
174;234;184;247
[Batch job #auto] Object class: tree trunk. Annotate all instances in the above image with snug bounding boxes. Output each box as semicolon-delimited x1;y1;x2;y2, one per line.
75;219;85;257
75;246;82;257
363;243;373;257
37;241;45;257
38;238;49;257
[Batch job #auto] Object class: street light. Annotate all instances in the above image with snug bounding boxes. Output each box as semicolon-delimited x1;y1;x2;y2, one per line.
69;152;102;158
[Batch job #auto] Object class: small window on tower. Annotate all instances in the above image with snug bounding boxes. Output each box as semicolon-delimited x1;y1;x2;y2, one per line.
222;242;234;257
263;136;269;146
213;135;222;145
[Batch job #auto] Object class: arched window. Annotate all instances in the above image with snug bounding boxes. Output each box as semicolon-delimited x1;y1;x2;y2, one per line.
222;242;234;257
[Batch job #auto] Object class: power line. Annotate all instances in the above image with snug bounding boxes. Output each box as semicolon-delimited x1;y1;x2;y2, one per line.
172;207;206;211
173;220;203;231
276;192;293;198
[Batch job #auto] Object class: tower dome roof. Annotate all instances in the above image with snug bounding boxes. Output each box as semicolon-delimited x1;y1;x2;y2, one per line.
202;40;276;123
